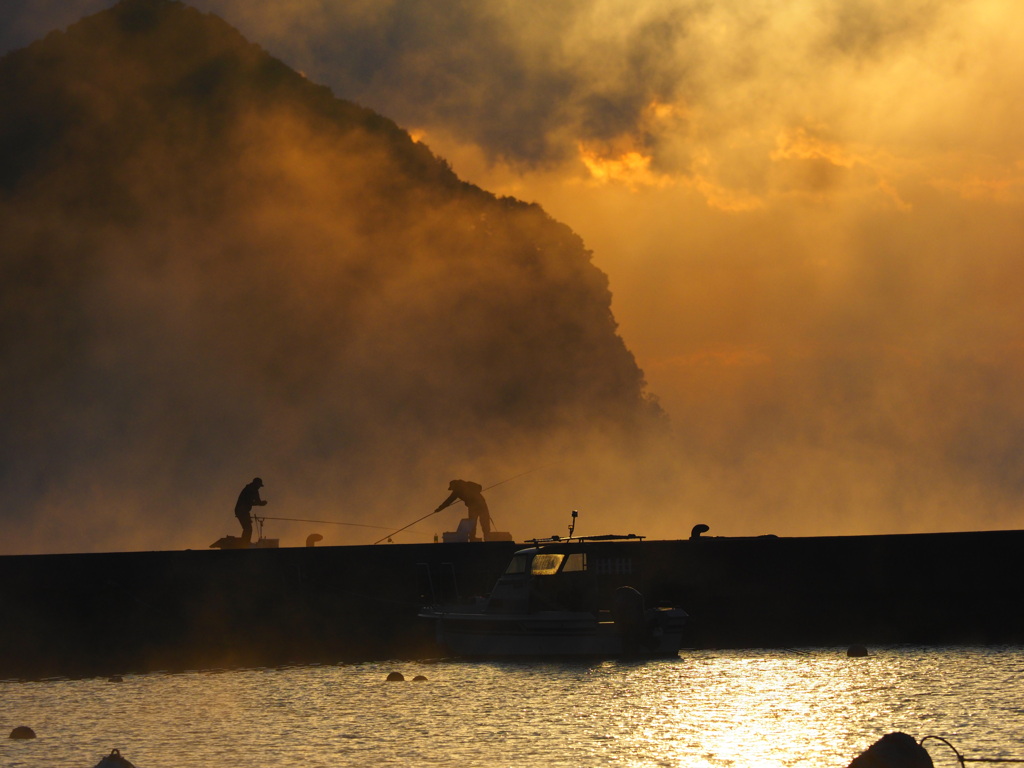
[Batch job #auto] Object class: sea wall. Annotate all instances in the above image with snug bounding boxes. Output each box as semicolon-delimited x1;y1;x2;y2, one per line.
0;542;516;678
641;530;1024;648
1;530;1021;678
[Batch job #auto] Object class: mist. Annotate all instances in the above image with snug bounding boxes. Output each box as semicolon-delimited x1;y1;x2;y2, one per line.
0;1;675;554
2;0;1023;549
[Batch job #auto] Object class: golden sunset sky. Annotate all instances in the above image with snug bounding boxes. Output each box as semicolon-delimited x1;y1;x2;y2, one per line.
3;0;1024;541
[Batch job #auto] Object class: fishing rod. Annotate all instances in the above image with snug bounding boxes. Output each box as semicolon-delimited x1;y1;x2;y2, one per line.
372;462;560;545
372;508;441;545
480;463;559;493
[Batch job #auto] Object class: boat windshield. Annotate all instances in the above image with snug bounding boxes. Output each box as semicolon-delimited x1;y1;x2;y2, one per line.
505;551;588;576
504;554;532;574
531;552;585;575
531;554;564;575
562;553;585;572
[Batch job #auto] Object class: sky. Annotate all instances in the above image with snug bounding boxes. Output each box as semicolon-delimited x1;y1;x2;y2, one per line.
3;0;1024;544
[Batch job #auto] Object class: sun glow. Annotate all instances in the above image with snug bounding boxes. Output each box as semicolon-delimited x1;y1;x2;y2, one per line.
577;142;672;189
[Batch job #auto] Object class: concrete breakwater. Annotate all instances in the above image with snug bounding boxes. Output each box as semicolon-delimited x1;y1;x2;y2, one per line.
1;529;1022;678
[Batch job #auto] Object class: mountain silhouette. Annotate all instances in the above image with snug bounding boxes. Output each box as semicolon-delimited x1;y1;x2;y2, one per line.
0;0;666;551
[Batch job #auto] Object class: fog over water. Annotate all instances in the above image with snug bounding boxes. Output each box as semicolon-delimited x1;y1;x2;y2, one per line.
2;0;1024;552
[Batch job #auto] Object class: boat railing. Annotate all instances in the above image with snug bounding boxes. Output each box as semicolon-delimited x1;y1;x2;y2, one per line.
524;533;645;545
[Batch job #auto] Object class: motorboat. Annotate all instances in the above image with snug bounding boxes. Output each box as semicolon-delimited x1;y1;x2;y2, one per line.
419;533;688;658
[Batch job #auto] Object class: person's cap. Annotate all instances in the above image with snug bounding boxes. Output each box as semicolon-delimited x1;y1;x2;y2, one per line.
253;477;263;487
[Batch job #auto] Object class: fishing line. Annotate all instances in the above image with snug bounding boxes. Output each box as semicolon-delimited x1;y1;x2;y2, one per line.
260;515;410;532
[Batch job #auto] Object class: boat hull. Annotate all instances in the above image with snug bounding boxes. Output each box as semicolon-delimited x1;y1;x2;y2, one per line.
423;608;688;658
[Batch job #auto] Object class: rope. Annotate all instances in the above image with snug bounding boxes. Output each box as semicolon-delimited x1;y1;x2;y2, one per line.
921;735;1024;765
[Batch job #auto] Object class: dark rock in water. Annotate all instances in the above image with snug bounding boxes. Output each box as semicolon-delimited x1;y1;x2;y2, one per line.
848;644;869;657
386;671;405;681
848;732;933;768
9;726;36;739
413;675;427;682
94;749;136;768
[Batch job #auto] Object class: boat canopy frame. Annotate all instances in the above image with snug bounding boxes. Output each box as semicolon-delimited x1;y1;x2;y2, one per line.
524;533;645;545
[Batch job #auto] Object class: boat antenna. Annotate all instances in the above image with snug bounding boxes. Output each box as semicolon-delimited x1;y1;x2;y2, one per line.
568;509;578;538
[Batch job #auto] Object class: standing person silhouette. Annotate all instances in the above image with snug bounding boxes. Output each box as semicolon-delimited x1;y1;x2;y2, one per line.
434;479;491;540
234;477;267;545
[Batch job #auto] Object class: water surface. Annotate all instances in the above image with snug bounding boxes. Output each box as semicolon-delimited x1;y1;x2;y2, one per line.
2;646;1021;767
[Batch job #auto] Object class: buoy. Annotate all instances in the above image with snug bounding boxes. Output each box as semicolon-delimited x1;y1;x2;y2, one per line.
94;748;136;768
847;732;931;768
413;675;427;682
9;726;36;739
386;671;405;681
848;644;869;657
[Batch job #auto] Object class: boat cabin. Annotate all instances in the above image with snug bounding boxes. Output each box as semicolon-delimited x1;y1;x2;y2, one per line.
483;536;643;618
484;542;615;614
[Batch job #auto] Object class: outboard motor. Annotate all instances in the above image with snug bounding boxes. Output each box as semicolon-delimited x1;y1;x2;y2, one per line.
612;586;647;652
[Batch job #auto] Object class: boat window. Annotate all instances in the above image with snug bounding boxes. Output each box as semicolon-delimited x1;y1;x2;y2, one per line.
504;554;531;574
562;553;586;572
530;554;564;575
